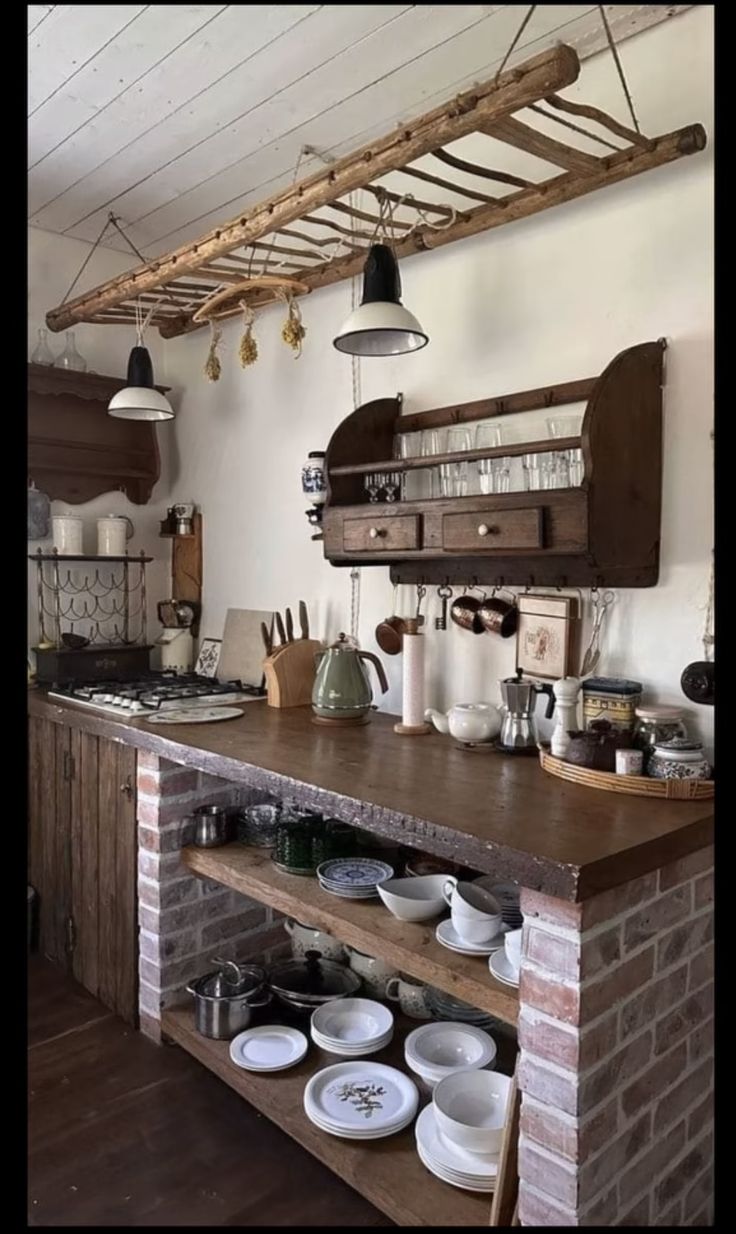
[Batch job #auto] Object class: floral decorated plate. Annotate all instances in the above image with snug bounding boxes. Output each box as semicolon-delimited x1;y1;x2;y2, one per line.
304;1061;418;1137
316;859;394;888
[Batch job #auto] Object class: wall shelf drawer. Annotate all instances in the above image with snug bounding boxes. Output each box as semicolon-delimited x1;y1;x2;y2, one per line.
441;506;543;553
343;514;420;553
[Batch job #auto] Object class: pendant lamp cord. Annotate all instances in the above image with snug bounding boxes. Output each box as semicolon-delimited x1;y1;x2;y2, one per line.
598;5;641;134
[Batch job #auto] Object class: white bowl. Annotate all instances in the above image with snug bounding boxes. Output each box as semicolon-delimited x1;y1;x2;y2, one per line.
433;1070;512;1155
311;998;393;1044
377;875;448;922
406;1022;497;1072
504;928;522;968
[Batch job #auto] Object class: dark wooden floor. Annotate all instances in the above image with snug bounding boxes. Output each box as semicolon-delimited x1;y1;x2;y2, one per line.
28;958;390;1227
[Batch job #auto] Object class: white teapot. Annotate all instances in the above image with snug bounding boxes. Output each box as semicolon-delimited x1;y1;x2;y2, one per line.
424;702;502;745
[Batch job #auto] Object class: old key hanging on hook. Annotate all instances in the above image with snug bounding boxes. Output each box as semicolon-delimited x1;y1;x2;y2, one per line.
435;585;453;631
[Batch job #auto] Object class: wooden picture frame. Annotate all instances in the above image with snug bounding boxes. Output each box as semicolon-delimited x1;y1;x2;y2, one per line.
516;594;579;680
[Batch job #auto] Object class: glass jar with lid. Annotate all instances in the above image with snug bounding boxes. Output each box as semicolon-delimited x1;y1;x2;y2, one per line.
632;706;688;771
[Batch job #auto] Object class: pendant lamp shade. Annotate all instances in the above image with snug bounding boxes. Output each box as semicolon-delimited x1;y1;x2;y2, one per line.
333;244;428;357
108;346;174;421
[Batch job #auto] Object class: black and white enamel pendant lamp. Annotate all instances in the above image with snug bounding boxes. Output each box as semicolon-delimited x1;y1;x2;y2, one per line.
333;243;428;357
108;302;174;421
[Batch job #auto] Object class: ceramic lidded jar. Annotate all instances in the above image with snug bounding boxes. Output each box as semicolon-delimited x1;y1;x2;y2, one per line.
648;739;710;781
301;451;327;506
284;919;347;963
346;947;399;999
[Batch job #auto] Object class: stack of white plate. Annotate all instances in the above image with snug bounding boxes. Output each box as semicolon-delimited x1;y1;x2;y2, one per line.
404;1022;496;1090
316;858;394;900
426;988;498;1033
311;998;394;1056
229;1025;308;1073
304;1061;419;1139
415;1105;498;1192
474;879;523;929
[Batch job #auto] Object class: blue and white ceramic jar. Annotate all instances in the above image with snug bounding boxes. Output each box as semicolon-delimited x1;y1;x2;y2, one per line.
301;451;327;506
648;738;710;781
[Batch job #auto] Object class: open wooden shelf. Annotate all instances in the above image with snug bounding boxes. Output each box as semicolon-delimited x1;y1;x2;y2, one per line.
330;436;581;478
182;844;518;1027
162;1004;501;1226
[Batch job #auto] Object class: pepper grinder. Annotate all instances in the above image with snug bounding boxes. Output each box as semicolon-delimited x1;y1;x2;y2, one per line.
551;677;581;758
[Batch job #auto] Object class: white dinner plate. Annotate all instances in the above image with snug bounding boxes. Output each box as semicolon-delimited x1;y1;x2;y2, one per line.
488;951;520;988
145;706;243;725
304;1061;418;1135
306;1105;416;1139
229;1025;308;1072
436;920;499;956
416;1141;495;1192
415;1105;499;1180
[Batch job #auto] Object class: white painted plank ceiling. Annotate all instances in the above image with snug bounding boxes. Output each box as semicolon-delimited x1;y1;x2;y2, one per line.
28;5;692;260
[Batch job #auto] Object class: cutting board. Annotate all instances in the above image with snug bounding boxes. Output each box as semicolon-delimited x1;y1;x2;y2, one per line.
218;608;274;686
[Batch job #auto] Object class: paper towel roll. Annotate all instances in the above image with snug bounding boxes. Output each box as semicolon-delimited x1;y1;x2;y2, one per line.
401;629;426;728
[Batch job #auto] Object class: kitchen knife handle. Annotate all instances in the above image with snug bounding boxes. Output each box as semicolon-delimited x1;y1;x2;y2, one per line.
299;600;309;641
275;612;287;645
260;622;272;657
285;608;294;642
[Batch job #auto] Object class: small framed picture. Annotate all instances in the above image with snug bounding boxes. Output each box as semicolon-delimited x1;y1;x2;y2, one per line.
516;594;579;681
195;637;221;678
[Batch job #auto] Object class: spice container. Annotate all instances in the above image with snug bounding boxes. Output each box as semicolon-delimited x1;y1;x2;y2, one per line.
615;749;644;776
582;678;642;736
633;706;688;771
648;739;710;782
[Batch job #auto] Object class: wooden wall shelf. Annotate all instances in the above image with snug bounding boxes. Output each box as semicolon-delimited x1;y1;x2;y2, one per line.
182;843;518;1026
322;342;665;589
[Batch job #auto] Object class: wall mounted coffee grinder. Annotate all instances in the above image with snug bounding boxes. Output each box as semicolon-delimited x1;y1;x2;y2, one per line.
497;669;555;754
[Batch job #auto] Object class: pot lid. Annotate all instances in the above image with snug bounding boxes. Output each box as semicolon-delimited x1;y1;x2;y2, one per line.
583;677;643;694
653;738;704;754
635;706;685;720
269;951;360;997
195;961;266;999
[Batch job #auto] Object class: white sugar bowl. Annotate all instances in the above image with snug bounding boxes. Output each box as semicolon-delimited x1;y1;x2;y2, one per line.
648;739;711;781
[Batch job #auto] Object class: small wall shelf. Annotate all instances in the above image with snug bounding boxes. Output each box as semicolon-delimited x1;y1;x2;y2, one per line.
322;341;665;588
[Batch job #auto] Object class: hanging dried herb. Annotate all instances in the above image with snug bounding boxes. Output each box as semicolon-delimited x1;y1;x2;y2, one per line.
238;301;258;367
204;322;222;382
279;290;306;358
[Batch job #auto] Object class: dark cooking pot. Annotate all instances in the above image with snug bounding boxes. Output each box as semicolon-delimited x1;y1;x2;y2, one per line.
268;949;361;1013
187;960;270;1039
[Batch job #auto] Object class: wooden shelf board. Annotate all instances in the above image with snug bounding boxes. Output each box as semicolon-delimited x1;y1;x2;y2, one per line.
329;436;581;477
182;844;518;1027
28;553;153;564
162;1004;497;1227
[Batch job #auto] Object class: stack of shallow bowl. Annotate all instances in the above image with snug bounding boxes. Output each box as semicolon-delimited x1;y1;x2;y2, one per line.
404;1022;497;1091
304;1060;419;1140
311;998;394;1056
415;1070;512;1192
316;858;394;900
426;987;498;1032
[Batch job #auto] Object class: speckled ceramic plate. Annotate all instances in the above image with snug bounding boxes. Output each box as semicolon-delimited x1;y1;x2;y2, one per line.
145;706;243;724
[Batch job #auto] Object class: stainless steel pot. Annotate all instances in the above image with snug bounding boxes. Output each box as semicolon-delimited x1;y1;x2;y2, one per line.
268;949;361;1014
186;960;270;1039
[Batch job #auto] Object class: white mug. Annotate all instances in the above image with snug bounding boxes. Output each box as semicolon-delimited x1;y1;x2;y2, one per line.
385;975;432;1020
443;878;503;944
52;513;83;556
284;919;346;963
97;515;133;556
504;928;523;977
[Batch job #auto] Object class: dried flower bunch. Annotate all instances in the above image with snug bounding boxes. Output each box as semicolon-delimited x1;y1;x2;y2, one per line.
203;322;222;382
279;290;306;358
238;302;258;367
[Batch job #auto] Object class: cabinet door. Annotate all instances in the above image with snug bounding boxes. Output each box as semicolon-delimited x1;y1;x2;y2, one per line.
69;731;139;1026
28;716;73;971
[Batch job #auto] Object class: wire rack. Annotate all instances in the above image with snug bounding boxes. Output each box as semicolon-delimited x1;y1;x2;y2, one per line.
30;550;152;648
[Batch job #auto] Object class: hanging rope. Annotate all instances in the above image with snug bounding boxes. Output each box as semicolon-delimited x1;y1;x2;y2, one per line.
495;5;537;83
598;5;641;134
59;215;116;305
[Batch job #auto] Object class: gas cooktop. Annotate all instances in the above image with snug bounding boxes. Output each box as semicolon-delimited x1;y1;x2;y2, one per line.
48;672;266;718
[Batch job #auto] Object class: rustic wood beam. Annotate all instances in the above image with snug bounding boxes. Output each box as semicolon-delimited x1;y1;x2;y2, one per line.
432;148;530;189
545;93;654;151
156;121;706;339
482;115;600;174
398;164;498;205
46;44;580;331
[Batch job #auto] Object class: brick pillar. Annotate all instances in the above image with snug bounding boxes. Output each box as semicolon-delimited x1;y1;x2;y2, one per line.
136;752;289;1043
516;846;714;1227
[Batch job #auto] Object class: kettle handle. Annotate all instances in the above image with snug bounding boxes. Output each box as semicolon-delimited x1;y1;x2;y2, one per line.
358;650;389;694
535;682;556;720
314;649;326;669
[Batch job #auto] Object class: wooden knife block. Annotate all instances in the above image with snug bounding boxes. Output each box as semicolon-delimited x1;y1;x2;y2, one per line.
263;640;322;708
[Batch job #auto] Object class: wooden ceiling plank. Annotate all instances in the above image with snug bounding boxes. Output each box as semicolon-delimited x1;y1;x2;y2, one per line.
481;115;601;174
45;45;580;330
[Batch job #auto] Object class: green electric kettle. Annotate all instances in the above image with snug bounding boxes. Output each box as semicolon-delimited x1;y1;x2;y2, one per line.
312;634;389;723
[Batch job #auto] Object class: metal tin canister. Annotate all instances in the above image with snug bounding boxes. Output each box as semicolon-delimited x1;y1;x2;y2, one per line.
582;677;643;735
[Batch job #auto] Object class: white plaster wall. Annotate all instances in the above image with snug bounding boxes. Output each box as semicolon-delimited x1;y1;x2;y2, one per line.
27;227;174;655
162;7;712;752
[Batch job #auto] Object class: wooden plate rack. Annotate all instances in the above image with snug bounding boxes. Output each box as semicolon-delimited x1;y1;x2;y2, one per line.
44;45;706;341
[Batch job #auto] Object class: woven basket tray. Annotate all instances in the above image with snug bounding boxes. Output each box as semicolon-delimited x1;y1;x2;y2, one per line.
539;747;714;800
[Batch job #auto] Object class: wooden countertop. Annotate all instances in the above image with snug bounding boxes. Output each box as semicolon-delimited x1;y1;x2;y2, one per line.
29;691;713;902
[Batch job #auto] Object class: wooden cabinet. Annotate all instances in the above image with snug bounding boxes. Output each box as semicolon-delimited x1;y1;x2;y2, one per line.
322;342;664;588
28;716;138;1025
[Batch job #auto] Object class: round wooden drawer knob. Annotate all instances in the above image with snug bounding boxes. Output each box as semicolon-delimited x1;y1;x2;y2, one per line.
478;523;498;537
369;526;386;539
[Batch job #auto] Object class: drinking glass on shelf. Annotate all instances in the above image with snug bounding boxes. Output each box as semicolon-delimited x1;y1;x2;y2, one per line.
475;423;512;496
440;426;472;498
547;414;583;489
522;453;544;491
421;429;446;498
395;431;421;501
384;472;400;502
364;473;380;502
568;448;585;486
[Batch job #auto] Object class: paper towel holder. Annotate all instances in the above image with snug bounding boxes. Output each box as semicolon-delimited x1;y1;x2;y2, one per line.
393;619;432;736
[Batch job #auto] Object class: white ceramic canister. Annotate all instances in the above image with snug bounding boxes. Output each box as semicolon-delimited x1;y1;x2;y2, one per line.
284;919;346;963
52;513;84;555
156;628;194;673
97;515;131;556
346;947;399;998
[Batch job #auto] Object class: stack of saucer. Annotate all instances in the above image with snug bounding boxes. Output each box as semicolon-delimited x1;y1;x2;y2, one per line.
416;1069;511;1192
304;1060;418;1140
317;858;394;900
311;998;394;1056
415;1105;499;1192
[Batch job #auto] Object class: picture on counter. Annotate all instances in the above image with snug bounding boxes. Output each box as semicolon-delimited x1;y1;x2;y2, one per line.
516;593;577;680
195;638;221;678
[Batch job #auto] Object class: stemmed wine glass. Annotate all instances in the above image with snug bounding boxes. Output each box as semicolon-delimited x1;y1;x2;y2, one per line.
364;473;380;502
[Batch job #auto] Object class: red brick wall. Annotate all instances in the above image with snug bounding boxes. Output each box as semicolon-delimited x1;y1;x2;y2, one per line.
136;752;289;1042
517;847;714;1227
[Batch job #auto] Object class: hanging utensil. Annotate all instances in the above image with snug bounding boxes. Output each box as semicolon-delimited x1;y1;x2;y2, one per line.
285;607;295;642
299;600;309;641
580;589;615;677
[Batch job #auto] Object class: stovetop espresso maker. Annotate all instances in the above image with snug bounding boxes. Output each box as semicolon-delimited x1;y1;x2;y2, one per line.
498;669;556;754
